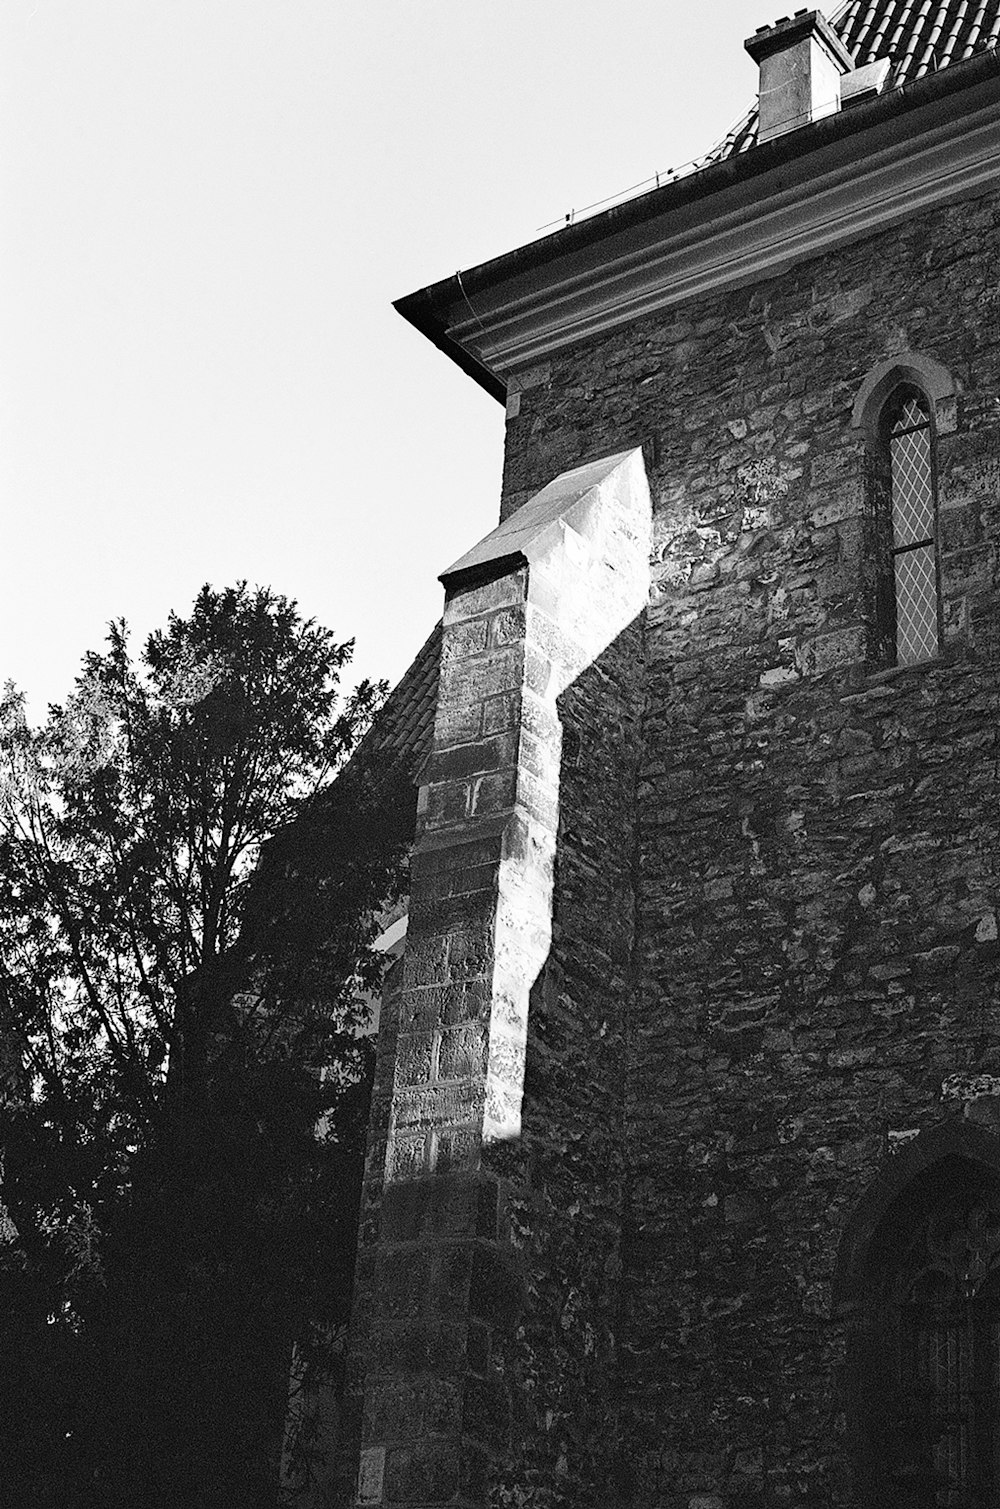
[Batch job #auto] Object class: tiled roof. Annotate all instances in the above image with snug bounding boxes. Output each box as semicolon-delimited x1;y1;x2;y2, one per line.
361;620;440;781
712;0;1000;158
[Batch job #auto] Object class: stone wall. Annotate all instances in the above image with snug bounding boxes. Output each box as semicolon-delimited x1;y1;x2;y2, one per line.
496;185;1000;1508
489;614;645;1509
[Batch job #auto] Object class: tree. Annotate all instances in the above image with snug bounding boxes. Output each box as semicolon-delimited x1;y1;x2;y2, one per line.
0;584;411;1507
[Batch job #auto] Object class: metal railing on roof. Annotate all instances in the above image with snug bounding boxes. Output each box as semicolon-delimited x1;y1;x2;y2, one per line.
532;112;756;236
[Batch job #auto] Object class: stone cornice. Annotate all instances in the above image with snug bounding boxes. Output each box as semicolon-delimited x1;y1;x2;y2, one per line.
449;86;1000;379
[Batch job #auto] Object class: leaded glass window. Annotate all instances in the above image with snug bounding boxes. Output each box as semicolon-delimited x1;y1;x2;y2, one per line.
888;1197;1000;1507
881;387;942;667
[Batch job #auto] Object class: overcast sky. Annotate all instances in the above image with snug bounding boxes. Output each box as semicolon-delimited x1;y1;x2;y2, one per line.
1;0;839;717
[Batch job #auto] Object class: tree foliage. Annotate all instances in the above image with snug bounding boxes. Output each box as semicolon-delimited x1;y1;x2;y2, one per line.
0;584;411;1507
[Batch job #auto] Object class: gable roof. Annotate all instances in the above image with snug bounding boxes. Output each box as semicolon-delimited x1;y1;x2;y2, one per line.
713;0;1000;158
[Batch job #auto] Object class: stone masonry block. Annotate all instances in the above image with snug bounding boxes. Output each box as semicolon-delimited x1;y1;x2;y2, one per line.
426;730;518;784
394;1033;435;1090
410;831;506;883
438;644;525;704
421;779;472;831
525;560;565;622
459;1442;490;1504
436;701;484;747
440;616;489;664
434;1123;481;1174
446;926;493;982
795;624;864;675
939;504;982;553
437;1023;488;1082
480;691;521;735
517;727;561;786
518;687;561;745
487;1030;526;1092
397;981;492;1033
942;542;996;595
808;481;862;528
512;767;560;831
363;1377;462;1446
357;1446;385;1505
488;603;527;647
387;1133;431;1183
525;603;587;681
435;1244;473;1313
384;1440;460;1505
395;986;445;1034
443;569;528;626
443;860;502;901
390;1080;483;1136
415;889;497;942
370;1320;466;1380
376;1247;434;1322
381;1174;482;1243
523;644;554;698
469;1246;525;1330
462;1374;512;1451
440;979;492;1027
468;768;519;819
400;935;449;990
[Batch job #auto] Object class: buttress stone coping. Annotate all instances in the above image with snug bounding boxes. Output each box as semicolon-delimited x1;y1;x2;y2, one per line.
439;448;646;587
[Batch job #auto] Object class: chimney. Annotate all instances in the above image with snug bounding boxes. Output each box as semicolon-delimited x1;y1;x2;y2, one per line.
745;10;854;145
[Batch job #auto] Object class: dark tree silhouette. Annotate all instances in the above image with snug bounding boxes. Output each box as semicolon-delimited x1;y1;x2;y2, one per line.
0;584;411;1508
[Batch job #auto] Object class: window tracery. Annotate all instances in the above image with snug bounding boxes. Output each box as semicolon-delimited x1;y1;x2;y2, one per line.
887;1194;1000;1506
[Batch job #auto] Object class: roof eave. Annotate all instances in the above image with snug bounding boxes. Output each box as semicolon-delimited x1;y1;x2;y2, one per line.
395;43;1000;404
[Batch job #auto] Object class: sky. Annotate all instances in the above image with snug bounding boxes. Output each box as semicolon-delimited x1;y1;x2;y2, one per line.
0;0;838;719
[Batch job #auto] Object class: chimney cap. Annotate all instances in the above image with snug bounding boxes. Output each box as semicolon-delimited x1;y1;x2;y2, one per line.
744;9;854;70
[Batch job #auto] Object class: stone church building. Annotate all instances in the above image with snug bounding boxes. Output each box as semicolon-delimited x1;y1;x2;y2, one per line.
340;4;1000;1505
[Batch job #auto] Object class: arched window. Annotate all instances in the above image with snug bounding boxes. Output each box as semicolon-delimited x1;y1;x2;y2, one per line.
840;1147;1000;1508
854;352;956;670
891;1190;1000;1505
873;385;943;668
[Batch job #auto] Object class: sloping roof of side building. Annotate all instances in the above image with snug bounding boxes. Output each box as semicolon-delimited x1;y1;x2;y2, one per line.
360;620;440;782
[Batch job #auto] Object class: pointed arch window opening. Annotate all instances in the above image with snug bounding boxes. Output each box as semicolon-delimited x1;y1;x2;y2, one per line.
887;1194;1000;1507
880;386;943;667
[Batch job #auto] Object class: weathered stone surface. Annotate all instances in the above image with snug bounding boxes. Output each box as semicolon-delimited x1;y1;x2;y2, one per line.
490;183;1000;1508
343;452;652;1507
339;85;1000;1508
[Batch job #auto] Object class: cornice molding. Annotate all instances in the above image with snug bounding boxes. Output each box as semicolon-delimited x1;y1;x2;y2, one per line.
446;88;1000;381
